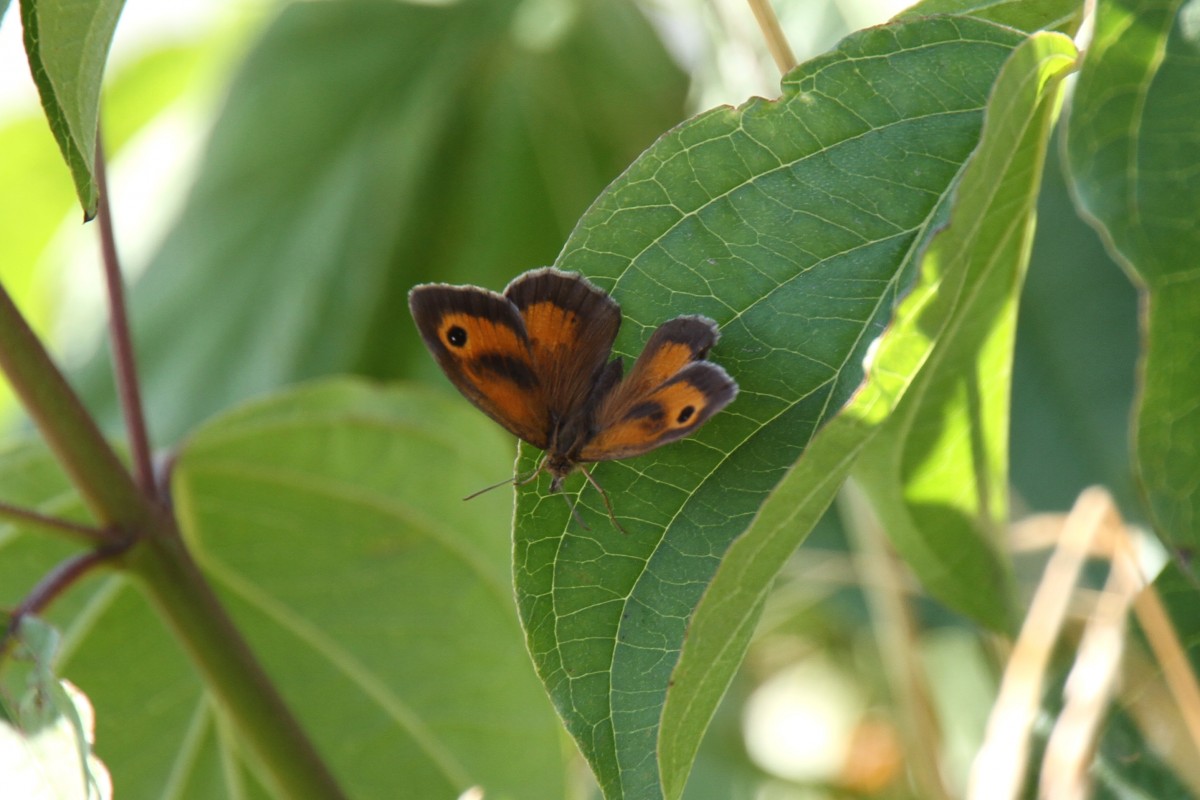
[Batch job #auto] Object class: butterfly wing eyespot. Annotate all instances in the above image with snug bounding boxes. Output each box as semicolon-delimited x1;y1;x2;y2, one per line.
408;283;551;449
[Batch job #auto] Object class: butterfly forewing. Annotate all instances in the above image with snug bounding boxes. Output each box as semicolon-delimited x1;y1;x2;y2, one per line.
505;268;621;425
408;284;552;448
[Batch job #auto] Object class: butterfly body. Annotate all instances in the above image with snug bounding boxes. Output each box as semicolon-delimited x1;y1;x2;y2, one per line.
408;268;737;510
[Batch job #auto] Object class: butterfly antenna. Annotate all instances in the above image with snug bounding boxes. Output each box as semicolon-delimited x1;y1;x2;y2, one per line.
463;458;546;501
462;476;517;501
580;467;627;535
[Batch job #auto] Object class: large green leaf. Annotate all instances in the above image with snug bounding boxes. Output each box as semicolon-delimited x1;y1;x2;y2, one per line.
1064;0;1200;555
0;381;567;798
19;0;126;217
74;0;686;447
852;31;1078;631
898;0;1083;32
509;15;1075;798
667;31;1075;797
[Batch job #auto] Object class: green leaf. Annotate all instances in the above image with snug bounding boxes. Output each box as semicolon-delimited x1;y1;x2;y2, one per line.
1064;0;1200;556
1093;708;1197;799
0;38;216;427
510;15;1062;798
1;616;62;729
668;30;1075;796
170;380;566;797
853;33;1078;632
898;0;1084;33
74;0;686;446
1;381;567;797
0;617;111;799
18;0;126;217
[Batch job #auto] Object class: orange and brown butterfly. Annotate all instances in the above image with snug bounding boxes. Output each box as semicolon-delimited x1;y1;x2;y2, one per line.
408;268;738;528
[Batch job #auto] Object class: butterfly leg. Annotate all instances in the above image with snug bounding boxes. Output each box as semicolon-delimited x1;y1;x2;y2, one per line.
580;467;628;535
514;457;547;487
558;492;591;531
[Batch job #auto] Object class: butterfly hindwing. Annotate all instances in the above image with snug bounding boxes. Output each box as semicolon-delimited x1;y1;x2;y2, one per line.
610;315;718;400
580;316;737;462
408;283;551;449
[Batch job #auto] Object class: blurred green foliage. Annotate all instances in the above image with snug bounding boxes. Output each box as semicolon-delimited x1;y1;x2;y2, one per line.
0;0;1196;797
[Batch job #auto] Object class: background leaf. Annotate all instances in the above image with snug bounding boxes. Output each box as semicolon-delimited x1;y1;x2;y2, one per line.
509;15;1063;798
1090;559;1200;797
0;380;567;797
898;0;1083;32
1010;143;1139;516
18;0;126;216
73;0;687;447
1064;0;1200;557
669;29;1076;797
0;36;218;426
0;624;111;800
853;31;1078;632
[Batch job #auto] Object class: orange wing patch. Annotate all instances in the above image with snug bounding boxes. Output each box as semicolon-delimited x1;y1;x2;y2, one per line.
409;284;551;448
619;340;695;398
508;271;621;420
520;301;580;349
579;363;736;462
435;312;527;356
437;313;545;446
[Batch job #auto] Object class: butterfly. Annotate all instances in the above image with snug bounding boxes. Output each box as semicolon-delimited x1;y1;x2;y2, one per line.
408;268;738;529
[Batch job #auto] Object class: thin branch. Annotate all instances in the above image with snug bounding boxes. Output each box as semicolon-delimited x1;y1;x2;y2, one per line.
1;544;127;661
1040;513;1140;800
746;0;797;75
0;500;107;544
840;480;950;800
0;281;141;540
1130;556;1200;756
94;132;155;498
0;129;346;797
968;487;1121;800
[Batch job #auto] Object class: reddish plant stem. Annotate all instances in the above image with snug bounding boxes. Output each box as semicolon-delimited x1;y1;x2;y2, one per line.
0;499;107;543
1;544;128;659
94;132;155;498
0;132;345;798
0;281;141;539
